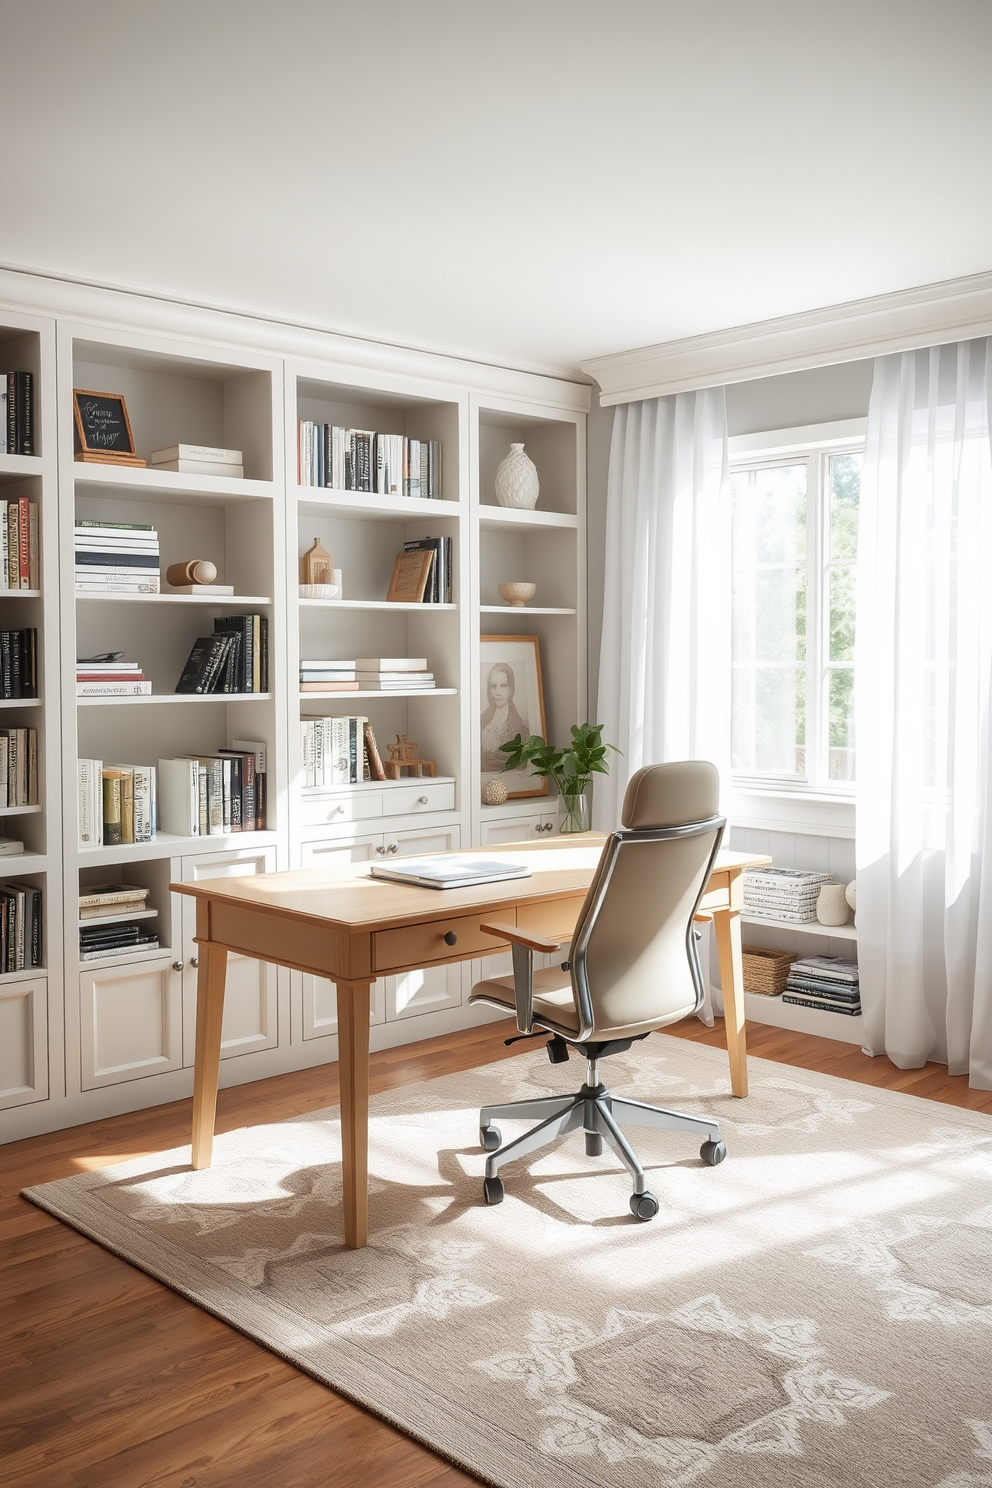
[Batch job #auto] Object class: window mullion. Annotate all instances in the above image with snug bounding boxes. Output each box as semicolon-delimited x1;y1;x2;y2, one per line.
807;453;823;788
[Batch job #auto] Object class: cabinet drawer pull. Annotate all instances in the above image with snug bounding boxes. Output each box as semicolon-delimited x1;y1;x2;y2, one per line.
190;956;199;969
444;931;458;946
172;960;184;972
417;795;429;805
387;842;399;854
375;845;386;856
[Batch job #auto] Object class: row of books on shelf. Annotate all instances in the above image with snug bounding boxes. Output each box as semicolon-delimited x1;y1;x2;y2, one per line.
2;499;39;589
300;656;435;694
77;742;267;846
0;880;41;970
301;716;392;787
176;616;269;694
74;520;160;594
78;884;157;961
781;955;861;1016
0;628;36;698
0;372;34;456
0;728;38;807
298;423;441;498
386;538;452;604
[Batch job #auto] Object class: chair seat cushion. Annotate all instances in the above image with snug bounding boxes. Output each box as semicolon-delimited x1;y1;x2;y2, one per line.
470;968;581;1033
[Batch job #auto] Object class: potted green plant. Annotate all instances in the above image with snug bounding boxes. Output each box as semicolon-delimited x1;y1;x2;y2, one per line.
499;722;620;833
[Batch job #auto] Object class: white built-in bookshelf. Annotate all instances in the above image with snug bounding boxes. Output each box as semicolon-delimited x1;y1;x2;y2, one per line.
0;273;589;1139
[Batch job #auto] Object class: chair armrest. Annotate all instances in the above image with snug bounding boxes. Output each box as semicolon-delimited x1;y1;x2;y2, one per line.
480;920;564;954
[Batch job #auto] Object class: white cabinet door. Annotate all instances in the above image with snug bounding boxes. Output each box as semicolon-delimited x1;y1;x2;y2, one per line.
384;824;464;1020
0;977;48;1108
480;814;556;846
298;833;387;1041
80;956;183;1090
180;847;279;1066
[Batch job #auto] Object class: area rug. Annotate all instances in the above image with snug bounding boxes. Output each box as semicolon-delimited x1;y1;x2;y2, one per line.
22;1037;992;1488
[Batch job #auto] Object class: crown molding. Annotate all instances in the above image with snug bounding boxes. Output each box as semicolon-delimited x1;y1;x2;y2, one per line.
0;264;591;412
582;270;992;405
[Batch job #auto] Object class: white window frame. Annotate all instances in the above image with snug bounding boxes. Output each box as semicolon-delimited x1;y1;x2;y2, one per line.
728;418;866;824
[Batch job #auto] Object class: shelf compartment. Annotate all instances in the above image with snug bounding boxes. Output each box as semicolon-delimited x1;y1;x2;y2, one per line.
743;991;864;1044
76;944;170;971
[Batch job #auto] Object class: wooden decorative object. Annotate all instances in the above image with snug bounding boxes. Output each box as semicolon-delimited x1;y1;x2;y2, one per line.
383;734;437;779
300;537;332;585
165;560;218;587
386;548;433;603
72;389;146;465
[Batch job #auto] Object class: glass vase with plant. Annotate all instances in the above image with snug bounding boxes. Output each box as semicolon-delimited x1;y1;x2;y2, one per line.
499;722;620;833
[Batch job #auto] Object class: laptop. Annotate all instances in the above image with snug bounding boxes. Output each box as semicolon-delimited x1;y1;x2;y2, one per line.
368;854;531;890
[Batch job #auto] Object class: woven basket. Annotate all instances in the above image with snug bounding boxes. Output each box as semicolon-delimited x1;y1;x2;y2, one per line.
742;944;798;995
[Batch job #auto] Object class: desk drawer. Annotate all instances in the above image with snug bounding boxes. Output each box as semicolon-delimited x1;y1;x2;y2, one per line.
299;791;383;827
374;911;513;972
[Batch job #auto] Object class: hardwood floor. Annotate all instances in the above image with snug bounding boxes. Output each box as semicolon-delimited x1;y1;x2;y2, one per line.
3;1017;990;1487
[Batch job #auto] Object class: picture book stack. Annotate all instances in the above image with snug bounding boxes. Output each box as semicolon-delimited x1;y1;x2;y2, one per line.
157;741;266;837
297;422;441;498
150;443;244;479
782;955;862;1016
742;866;832;923
76;656;150;697
75;761;156;847
299;657;435;694
386;539;452;603
175;614;268;694
0;371;34;455
78;883;158;963
0;727;37;807
0;881;42;970
0;628;37;698
301;716;377;787
74;520;160;594
1;498;39;589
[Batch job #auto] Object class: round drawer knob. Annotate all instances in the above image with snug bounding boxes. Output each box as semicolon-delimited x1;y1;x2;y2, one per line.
375;845;386;856
417;796;428;805
190;956;199;969
444;931;458;946
387;842;399;854
172;960;184;972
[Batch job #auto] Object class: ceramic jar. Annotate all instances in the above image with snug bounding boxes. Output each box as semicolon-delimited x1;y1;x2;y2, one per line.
494;443;539;509
816;883;850;926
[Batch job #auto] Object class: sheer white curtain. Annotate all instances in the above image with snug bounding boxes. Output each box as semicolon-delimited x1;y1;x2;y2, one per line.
595;388;732;829
856;338;992;1088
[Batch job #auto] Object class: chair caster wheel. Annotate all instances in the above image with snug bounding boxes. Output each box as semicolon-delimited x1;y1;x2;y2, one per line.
700;1139;726;1166
629;1191;659;1221
480;1125;501;1153
483;1175;504;1206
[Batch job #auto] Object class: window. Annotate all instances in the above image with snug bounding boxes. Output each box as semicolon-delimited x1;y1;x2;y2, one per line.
731;436;862;792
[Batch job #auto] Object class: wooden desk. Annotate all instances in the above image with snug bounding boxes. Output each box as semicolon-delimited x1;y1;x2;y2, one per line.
172;838;768;1248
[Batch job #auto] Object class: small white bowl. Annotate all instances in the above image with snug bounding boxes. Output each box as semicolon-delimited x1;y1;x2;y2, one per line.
498;581;537;607
299;584;340;600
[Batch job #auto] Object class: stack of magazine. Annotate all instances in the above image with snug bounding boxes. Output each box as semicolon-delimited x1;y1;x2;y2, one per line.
782;955;861;1015
743;867;832;923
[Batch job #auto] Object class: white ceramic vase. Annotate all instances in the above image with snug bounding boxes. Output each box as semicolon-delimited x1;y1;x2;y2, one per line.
494;443;539;509
816;883;850;926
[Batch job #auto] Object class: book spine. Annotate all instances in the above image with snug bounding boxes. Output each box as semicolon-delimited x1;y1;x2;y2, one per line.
102;771;123;846
17;497;29;588
28;502;38;590
30;887;41;967
207;760;225;835
197;763;208;837
18;372;32;457
77;759;102;847
7;502;17;589
6;374;15;456
0;735;7;808
132;765;154;842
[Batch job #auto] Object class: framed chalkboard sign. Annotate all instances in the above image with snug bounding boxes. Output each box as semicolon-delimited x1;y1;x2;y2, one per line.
72;389;137;458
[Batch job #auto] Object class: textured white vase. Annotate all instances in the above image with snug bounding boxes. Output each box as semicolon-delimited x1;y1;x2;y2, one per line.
816;883;850;926
494;443;539;509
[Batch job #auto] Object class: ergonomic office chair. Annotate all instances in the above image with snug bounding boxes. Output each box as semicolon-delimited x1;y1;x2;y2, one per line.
469;760;727;1220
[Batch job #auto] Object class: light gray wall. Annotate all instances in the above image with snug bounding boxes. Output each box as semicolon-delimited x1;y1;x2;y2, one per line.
585;357;874;716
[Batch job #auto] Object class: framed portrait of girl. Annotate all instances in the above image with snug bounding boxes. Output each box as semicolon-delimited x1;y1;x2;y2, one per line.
480;634;547;798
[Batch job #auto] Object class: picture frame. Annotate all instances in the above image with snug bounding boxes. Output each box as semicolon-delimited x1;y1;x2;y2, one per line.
480;634;548;799
72;389;139;460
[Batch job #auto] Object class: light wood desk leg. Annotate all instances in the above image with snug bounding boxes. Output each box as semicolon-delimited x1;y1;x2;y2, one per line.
713;904;749;1099
191;941;228;1169
337;980;372;1249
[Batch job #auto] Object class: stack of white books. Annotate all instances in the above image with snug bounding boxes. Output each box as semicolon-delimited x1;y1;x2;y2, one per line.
74;521;160;594
355;657;435;690
150;443;244;479
76;657;150;696
742;867;833;923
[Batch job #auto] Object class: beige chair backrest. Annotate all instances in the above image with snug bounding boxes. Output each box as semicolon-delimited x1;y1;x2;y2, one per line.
569;761;724;1038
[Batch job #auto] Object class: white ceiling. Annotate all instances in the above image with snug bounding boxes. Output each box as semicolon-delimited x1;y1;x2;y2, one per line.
3;0;991;378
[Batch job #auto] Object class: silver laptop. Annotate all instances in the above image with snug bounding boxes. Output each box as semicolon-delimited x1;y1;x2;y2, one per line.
368;855;531;890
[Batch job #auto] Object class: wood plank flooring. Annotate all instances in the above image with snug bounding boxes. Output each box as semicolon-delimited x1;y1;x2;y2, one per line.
3;1017;990;1487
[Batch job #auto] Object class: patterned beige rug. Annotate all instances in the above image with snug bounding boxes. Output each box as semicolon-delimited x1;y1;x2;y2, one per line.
23;1037;992;1488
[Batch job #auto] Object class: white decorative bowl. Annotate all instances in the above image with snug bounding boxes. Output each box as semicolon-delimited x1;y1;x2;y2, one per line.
498;581;537;607
299;584;340;600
